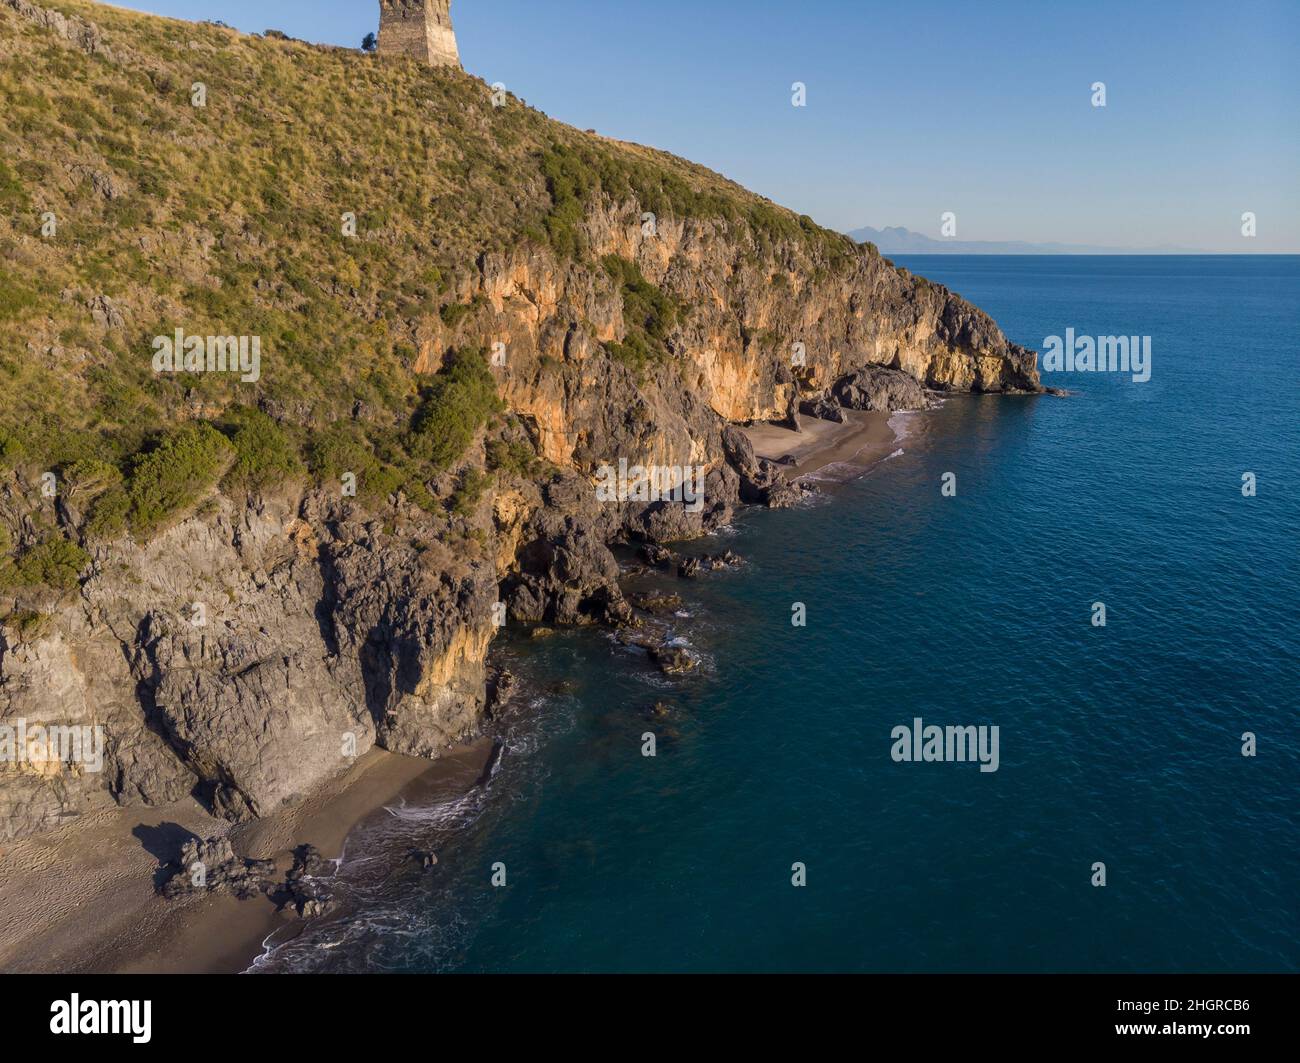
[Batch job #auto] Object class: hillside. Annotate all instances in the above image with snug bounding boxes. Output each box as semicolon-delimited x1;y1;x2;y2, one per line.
0;0;1040;841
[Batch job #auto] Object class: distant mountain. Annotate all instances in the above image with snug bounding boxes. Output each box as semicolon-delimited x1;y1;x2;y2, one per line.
846;225;1201;255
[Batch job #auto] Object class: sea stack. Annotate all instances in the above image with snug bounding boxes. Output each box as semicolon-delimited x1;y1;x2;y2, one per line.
377;0;460;68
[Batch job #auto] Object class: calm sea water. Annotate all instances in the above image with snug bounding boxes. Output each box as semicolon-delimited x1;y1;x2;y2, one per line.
257;256;1299;973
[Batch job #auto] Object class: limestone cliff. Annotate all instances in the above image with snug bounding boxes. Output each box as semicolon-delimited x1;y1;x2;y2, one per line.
0;1;1040;841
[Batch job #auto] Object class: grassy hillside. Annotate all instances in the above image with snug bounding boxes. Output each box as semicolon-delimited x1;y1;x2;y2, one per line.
0;0;874;596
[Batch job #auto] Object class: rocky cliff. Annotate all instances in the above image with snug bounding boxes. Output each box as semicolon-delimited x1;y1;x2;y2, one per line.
0;0;1040;841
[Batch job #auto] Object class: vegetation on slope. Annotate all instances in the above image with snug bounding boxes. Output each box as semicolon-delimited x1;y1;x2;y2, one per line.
0;0;866;586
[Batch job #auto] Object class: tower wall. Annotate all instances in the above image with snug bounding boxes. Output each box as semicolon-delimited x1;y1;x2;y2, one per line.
378;0;460;68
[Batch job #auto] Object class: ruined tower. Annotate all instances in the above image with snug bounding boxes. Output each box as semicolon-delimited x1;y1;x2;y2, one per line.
377;0;460;69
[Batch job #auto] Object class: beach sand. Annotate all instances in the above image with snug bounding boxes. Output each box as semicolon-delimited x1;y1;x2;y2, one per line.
742;408;899;478
0;740;494;974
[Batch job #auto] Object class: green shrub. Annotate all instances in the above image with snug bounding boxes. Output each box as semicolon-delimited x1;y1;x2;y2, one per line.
83;486;129;541
449;467;490;515
307;421;373;482
220;407;304;490
61;458;123;499
306;422;424;506
0;428;25;469
605;333;657;377
603;255;677;342
486;437;540;478
439;302;471;328
0;537;90;590
408;348;502;469
2;609;50;640
124;423;233;536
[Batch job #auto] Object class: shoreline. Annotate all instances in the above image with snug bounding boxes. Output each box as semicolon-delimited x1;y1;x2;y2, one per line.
0;408;921;977
0;740;495;974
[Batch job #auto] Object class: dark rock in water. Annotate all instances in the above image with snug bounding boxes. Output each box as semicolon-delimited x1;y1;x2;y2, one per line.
284;844;336;918
775;454;798;466
676;550;743;578
799;397;847;423
638;543;675;568
628;590;684;615
832;364;933;412
614;627;659;652
530;626;556;639
485;667;516;715
760;475;802;509
159;835;276;901
410;848;438;870
613;627;697;676
476;740;504;786
506;526;635;627
644;700;675;721
651;644;697;675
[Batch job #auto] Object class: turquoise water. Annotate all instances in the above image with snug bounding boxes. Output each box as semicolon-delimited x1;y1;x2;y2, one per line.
258;256;1299;973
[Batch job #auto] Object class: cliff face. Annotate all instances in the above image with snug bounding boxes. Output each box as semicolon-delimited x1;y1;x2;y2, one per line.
465;201;1038;474
0;1;1040;842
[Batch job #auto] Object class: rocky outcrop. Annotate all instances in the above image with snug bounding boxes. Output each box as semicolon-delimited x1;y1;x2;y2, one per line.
159;835;277;900
282;844;336;917
833;364;934;412
799;397;847;423
0;489;497;840
720;426;801;508
2;0;113;58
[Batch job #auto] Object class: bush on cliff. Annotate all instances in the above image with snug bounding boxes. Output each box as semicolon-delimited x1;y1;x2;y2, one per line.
219;407;304;491
409;349;502;470
0;536;90;591
121;424;234;537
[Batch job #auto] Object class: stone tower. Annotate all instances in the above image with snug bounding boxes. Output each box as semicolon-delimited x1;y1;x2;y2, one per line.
378;0;460;69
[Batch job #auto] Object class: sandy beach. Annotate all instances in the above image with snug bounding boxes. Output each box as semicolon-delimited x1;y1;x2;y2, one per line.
742;408;901;478
0;740;494;974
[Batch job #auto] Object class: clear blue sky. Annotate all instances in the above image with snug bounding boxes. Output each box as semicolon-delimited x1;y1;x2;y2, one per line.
114;0;1299;250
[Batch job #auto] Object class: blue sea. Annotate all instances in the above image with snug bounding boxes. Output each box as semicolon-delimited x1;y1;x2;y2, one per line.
256;256;1299;973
